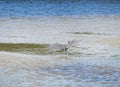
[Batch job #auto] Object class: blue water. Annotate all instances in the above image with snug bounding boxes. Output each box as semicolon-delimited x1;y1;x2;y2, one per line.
0;0;120;17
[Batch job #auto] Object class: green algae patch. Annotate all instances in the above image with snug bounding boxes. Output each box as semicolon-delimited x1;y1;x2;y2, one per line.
73;32;94;35
70;32;107;35
0;43;51;55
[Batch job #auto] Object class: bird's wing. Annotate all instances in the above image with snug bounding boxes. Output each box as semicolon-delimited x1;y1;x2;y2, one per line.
49;43;66;50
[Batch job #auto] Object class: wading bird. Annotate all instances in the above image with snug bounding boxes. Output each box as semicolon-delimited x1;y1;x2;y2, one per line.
49;40;76;52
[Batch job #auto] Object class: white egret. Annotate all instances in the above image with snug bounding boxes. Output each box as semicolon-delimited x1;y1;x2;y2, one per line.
49;40;76;52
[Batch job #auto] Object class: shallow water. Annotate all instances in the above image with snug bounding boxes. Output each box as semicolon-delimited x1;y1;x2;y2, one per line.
0;16;120;87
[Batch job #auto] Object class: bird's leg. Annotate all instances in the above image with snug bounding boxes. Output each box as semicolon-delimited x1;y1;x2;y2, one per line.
65;48;69;56
66;50;68;55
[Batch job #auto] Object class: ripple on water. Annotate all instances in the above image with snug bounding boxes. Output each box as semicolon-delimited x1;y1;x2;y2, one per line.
44;64;120;86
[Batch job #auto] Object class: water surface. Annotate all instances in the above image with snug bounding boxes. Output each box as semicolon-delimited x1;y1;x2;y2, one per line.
0;0;120;17
0;16;120;87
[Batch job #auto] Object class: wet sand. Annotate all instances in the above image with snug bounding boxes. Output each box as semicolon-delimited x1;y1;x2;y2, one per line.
0;15;120;87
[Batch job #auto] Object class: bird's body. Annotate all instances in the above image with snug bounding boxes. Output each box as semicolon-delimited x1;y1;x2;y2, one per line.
49;40;76;51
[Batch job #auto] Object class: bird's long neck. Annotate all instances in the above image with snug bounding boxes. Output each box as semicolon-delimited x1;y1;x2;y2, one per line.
63;41;74;51
66;41;72;49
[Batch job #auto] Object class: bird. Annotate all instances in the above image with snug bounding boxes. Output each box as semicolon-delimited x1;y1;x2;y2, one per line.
49;40;76;52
